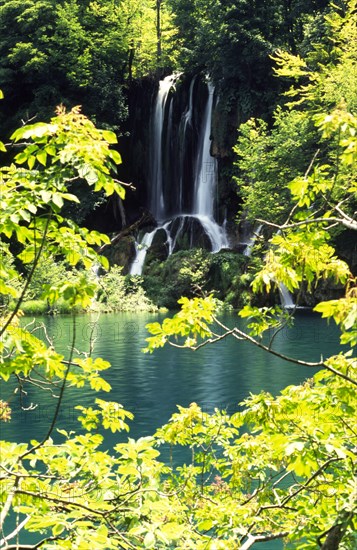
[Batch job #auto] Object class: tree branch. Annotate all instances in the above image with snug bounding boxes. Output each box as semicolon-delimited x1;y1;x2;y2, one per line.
168;316;357;386
2;536;62;550
217;318;357;386
18;314;77;462
0;215;52;338
319;512;353;549
0;515;31;546
256;216;357;232
239;530;289;550
261;457;342;511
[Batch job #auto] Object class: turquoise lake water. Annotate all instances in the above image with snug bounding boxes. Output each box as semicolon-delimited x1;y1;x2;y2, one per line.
1;310;344;548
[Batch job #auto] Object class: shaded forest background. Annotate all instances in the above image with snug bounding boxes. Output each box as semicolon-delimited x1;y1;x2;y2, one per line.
0;0;355;311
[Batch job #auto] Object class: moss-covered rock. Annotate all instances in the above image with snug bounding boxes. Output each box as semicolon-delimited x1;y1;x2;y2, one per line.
103;236;136;274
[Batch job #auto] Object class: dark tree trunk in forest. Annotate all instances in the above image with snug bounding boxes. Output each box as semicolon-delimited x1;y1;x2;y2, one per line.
128;40;135;82
319;512;352;550
157;0;162;66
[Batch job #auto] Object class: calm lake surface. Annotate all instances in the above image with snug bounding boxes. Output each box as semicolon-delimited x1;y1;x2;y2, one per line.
1;311;344;548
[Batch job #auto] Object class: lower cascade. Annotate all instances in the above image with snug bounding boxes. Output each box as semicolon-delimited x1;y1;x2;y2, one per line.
130;229;159;276
129;74;229;275
279;283;295;309
243;224;263;257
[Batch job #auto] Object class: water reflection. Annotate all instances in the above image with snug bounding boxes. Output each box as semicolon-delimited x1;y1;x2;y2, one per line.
1;311;345;549
2;311;343;445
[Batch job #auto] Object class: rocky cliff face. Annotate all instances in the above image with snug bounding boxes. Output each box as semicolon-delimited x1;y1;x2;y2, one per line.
86;74;355;309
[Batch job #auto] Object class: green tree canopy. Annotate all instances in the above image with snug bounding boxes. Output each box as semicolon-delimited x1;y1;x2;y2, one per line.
0;0;177;133
234;0;357;224
167;0;330;118
1;2;356;548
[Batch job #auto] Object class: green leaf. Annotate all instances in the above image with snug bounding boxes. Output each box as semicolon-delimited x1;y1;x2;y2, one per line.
99;255;109;270
109;149;122;164
198;519;214;531
102;130;118;144
11;122;58;141
61;193;80;203
161;522;185;539
90;376;112;392
36;150;47;166
143;531;156;548
52;523;65;536
285;441;305;456
40;190;52;203
51;193;64;209
27;155;36;169
26;203;37;215
15;151;28;164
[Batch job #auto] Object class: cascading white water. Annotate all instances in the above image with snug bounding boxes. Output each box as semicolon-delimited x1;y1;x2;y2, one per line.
129;229;158;275
178;76;196;213
192;81;228;252
130;222;174;276
193;214;228;253
183;76;196;132
162;221;174;255
150;74;178;220
194;82;216;217
279;283;295;309
243;224;263;257
274;230;296;308
130;75;229;274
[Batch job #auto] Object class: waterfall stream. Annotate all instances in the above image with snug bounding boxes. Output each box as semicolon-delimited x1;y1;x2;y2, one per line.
194;82;215;218
178;75;196;213
130;75;229;275
275;230;296;308
279;283;295;309
129;229;159;276
192;81;228;252
150;74;179;220
243;224;263;257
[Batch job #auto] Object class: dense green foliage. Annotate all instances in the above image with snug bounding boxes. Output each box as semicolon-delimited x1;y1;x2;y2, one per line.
16;263;157;315
0;0;177;133
234;110;317;222
167;0;330;119
97;266;157;312
1;1;356;549
234;1;357;225
0;0;334;140
143;248;258;309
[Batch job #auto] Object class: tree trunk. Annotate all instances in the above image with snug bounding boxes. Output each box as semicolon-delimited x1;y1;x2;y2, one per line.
156;0;162;66
320;513;352;550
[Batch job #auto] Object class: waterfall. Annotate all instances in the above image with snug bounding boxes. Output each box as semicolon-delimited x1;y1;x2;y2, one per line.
129;229;158;275
243;224;263;257
194;82;216;217
129;74;229;274
191;214;227;253
178;76;196;213
150;74;179;220
162;221;174;255
192;81;228;252
90;262;100;277
279;283;295;309
130;222;174;276
274;230;295;308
